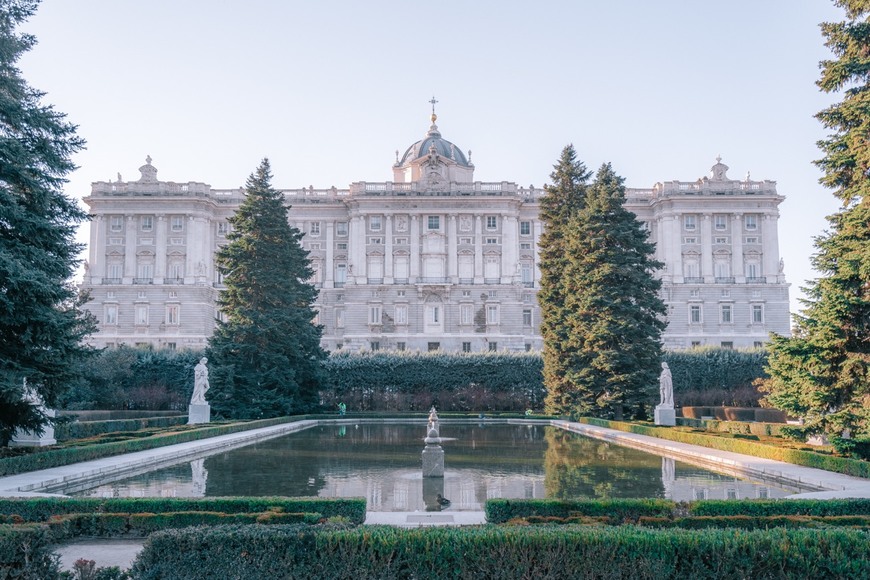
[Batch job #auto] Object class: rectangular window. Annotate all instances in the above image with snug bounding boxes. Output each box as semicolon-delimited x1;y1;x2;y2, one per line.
752;304;764;324
485;237;498;245
430;306;440;324
487;305;499;325
141;216;153;231
460;237;472;244
368;237;382;245
171;216;184;231
714;237;728;244
684;215;696;231
394;237;407;245
135;305;148;325
488;290;497;298
691;341;702;348
460;304;473;325
335;243;347;251
336;222;348;236
488;342;498;352
714;215;727;230
462;290;471;297
745;215;758;230
370;341;380;351
335;309;344;328
520;221;531;236
753;341;763;348
397;290;406;297
369;306;382;325
335;264;347;285
397;342;406;351
523;293;532;303
523;309;532;326
427;216;440;230
462;342;471;353
395;305;407;325
520;242;532;250
428;342;440;352
166;342;176;351
683;237;697;244
369;216;382;231
218;222;228;235
690;304;701;323
721;341;734;350
745;236;759;244
486;216;497;230
166;305;179;325
310;222;321;236
690;289;700;298
525;343;532;352
720;304;732;324
104;305;117;325
110;216;123;231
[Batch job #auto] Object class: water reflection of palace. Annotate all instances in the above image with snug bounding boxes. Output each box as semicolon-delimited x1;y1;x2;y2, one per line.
74;425;798;508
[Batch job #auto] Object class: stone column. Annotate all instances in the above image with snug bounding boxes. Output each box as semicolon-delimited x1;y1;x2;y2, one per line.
447;214;457;282
474;215;483;283
123;215;136;282
670;216;682;282
731;213;744;283
154;214;167;284
349;215;365;283
533;220;544;284
385;215;394;283
502;215;517;283
763;214;781;281
89;215;105;281
324;222;334;288
701;214;713;283
410;215;420;282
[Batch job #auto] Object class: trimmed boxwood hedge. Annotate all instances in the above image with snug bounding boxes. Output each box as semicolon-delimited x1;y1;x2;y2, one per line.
0;497;367;526
0;415;313;477
690;498;870;517
130;523;870;579
485;498;675;524
577;417;870;479
54;415;188;441
637;515;870;530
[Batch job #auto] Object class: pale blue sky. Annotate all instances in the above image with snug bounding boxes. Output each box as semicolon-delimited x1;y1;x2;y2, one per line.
19;1;844;316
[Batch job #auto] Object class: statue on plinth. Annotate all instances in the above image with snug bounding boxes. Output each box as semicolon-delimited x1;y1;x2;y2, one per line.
188;357;211;424
654;362;676;426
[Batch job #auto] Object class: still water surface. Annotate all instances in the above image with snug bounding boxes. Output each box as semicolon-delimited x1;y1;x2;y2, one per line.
72;423;801;510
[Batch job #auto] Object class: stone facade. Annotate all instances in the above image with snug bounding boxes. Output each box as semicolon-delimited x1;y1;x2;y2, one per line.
80;118;789;352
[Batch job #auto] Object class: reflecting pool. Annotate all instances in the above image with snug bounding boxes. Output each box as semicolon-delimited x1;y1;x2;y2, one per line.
70;423;804;510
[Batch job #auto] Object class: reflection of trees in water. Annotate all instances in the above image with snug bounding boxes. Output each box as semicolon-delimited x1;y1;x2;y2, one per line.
543;430;665;500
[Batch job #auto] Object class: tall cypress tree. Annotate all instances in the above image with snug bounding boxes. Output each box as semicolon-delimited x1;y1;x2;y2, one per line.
0;0;96;444
539;145;592;415
545;163;666;419
763;0;870;440
207;159;326;418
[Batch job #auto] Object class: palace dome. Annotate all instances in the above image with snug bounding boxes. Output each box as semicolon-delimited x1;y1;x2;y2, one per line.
396;115;471;168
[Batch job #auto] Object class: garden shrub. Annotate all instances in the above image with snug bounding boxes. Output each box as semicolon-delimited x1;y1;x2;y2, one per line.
54;416;188;442
0;524;60;580
130;523;870;579
485;498;675;524
637;515;870;530
690;499;870;517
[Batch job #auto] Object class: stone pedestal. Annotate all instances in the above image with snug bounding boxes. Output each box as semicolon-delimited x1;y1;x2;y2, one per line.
422;444;444;478
422;476;446;511
654;405;676;427
188;404;211;425
10;409;57;447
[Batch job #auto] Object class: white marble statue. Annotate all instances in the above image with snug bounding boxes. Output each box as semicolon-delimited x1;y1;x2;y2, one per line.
191;357;210;405
658;362;674;407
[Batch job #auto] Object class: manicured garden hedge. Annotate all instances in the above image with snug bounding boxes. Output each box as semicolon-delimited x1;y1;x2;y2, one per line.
0;416;312;477
676;417;788;437
0;497;367;525
637;515;870;530
485;498;675;524
690;498;870;517
54;415;188;441
577;417;870;478
130;523;870;579
0;524;59;579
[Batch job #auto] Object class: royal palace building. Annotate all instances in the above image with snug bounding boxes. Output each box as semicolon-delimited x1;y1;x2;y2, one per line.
80;113;790;352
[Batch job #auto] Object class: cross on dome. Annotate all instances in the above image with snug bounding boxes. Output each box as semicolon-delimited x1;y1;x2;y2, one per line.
429;96;438;123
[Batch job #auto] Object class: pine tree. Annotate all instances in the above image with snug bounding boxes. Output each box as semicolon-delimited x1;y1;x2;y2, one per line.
538;145;592;415
0;0;96;444
207;159;326;419
763;0;870;441
545;163;666;419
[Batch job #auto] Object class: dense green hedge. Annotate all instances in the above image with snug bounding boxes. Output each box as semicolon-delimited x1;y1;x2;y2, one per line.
485;498;675;524
690;499;870;517
130;524;870;579
637;515;870;530
321;351;545;412
676;418;788;437
54;416;188;441
0;416;311;477
664;348;767;392
578;417;870;478
0;524;59;579
0;497;366;525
